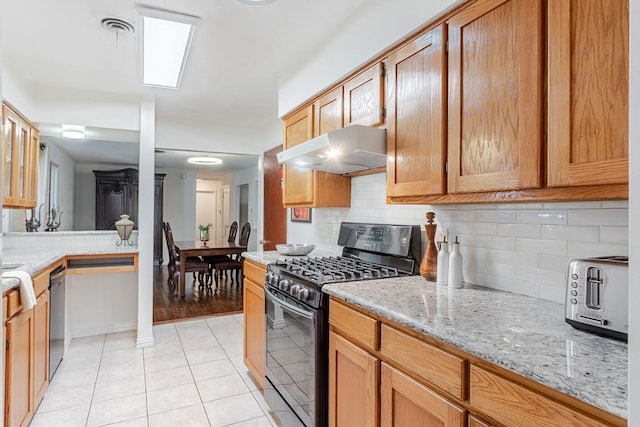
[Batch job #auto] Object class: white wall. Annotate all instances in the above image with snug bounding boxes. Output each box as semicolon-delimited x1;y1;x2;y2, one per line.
159;168;197;263
278;0;462;117
220;164;261;251
47;140;75;231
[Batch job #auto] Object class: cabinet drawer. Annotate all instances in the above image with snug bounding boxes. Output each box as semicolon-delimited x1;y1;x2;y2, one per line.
6;289;22;319
32;272;49;297
470;365;610;427
329;299;378;352
243;259;266;285
380;324;466;400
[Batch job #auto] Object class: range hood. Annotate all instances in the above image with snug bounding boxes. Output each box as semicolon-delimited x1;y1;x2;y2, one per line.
277;125;387;174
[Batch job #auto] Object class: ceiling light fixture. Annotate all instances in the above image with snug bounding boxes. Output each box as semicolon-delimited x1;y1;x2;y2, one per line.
187;157;223;165
236;0;278;4
136;6;200;88
62;124;86;139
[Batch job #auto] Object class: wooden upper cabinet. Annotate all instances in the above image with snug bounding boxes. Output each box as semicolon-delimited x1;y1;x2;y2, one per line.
344;62;385;127
547;0;629;187
282;105;351;207
314;86;344;136
283;106;315;205
386;24;447;199
2;102;39;209
447;0;544;193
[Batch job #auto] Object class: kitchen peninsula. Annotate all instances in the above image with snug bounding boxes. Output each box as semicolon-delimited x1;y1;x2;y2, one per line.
243;250;627;426
3;231;139;335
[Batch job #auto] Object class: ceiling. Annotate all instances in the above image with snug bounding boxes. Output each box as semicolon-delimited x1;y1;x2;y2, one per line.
0;0;372;175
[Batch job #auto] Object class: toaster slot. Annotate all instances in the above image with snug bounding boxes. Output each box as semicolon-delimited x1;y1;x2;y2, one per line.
585;266;603;310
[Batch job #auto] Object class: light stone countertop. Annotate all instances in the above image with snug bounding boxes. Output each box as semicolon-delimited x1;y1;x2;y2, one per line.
2;242;138;293
323;277;627;420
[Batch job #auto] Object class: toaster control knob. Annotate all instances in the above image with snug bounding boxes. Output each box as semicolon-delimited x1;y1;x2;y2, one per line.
571;290;577;297
572;274;578;280
571;282;578;288
571;298;577;305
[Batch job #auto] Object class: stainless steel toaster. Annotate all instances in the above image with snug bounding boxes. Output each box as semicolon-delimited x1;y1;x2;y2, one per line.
565;256;628;341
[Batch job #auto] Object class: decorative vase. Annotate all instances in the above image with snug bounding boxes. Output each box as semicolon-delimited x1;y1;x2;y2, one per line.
419;211;438;281
115;214;135;246
199;228;210;245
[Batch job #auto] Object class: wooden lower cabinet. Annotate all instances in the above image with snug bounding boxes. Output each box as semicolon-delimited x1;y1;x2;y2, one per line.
469;365;612;427
243;259;266;388
328;331;379;427
328;298;625;427
4;270;52;427
5;306;35;427
381;363;466;427
33;290;50;406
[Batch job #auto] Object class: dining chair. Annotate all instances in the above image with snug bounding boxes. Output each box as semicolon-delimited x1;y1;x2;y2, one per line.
204;220;239;277
211;222;251;292
164;221;211;292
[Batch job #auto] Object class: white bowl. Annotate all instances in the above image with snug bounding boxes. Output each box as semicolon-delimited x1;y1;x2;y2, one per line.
276;243;316;256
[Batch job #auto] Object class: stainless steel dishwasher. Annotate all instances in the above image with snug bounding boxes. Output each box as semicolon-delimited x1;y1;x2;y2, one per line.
49;265;66;380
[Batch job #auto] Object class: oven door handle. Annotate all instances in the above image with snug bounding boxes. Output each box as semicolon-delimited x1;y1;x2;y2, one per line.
264;286;314;320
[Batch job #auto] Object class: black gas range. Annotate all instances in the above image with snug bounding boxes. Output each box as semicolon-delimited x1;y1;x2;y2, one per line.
264;222;422;427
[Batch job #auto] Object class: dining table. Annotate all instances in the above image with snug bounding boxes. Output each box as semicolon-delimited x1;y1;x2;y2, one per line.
174;240;247;298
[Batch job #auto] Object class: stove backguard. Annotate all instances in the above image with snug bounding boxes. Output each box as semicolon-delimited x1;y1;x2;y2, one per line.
337;222;422;274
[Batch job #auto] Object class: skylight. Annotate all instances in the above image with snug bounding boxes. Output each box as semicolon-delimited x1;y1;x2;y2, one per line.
136;6;200;88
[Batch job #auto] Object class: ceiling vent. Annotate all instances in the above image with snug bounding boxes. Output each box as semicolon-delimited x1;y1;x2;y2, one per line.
101;17;135;35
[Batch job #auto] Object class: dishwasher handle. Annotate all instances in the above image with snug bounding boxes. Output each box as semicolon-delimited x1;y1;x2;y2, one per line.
49;266;66;286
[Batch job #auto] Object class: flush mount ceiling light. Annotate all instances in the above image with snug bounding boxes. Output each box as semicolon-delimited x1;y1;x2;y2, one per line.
136;6;200;88
235;0;278;4
61;124;86;139
187;156;223;165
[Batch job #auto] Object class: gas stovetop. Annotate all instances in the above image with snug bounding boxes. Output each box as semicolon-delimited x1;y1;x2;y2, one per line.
272;256;401;286
265;222;423;309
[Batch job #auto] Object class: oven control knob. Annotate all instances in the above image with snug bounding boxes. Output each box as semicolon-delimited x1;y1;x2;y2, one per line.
290;284;301;296
299;288;309;301
280;280;291;292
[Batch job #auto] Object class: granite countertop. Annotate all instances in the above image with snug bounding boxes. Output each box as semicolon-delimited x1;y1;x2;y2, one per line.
3;245;138;293
323;277;627;419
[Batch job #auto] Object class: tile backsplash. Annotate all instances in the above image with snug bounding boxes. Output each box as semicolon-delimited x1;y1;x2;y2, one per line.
308;173;628;304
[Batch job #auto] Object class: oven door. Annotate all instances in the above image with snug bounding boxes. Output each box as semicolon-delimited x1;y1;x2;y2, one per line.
264;284;326;427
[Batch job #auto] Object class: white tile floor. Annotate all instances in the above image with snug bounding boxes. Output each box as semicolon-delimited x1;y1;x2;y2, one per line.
33;314;279;427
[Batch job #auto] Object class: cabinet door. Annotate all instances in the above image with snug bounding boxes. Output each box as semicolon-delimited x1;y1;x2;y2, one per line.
2;105;20;207
547;0;628;187
328;331;379;427
344;62;384;127
386;24;447;198
283;106;315;205
26;128;40;208
381;363;466;427
314;86;343;137
15;119;31;207
448;0;543;193
243;275;265;388
95;182;128;230
6;308;35;427
33;290;50;407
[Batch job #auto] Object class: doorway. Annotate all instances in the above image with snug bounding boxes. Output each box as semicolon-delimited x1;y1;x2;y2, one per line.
239;183;249;227
262;145;287;250
195;181;217;242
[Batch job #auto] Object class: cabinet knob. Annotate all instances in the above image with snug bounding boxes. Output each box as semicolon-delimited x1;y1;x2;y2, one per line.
259;240;270;244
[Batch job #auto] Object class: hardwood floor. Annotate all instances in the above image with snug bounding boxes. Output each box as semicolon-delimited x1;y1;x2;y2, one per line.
153;265;243;323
